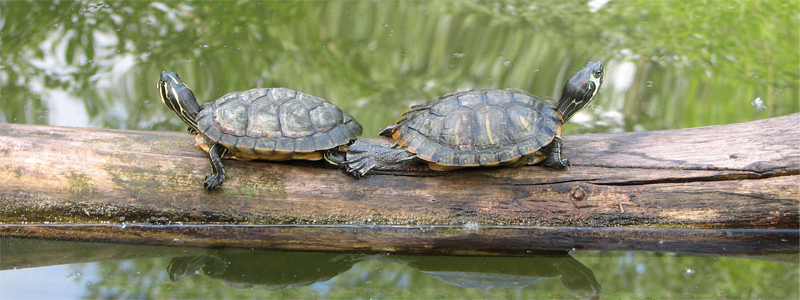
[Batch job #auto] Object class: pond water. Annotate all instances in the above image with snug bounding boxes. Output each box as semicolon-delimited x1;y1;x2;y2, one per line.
1;1;798;299
1;238;798;299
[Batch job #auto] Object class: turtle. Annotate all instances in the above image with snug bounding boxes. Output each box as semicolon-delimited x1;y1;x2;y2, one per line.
158;71;363;189
344;61;603;177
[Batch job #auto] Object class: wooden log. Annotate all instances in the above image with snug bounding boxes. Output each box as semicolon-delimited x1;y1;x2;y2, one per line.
2;225;796;257
0;114;797;229
1;114;798;254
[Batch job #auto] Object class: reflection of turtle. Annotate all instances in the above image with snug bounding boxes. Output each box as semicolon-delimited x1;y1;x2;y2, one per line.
377;253;601;298
167;249;357;289
158;72;362;189
345;61;604;177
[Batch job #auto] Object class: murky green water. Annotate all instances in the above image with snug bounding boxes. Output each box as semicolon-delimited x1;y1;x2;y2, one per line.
1;238;798;299
1;1;798;298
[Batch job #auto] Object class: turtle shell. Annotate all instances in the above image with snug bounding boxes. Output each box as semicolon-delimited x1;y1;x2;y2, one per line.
196;87;362;161
391;88;561;167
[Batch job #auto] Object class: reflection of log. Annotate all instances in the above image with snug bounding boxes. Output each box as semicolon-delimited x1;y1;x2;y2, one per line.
1;114;797;229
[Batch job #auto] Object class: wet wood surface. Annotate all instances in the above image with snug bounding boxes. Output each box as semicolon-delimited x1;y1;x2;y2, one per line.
1;113;798;229
2;225;797;266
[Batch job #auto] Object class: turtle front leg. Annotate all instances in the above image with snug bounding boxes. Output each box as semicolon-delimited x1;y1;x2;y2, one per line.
344;139;414;178
543;136;570;170
204;143;229;190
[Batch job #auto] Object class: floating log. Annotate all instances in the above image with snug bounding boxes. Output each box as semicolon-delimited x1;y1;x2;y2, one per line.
0;114;797;229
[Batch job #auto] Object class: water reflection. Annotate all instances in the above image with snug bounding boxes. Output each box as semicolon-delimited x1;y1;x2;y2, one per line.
1;1;797;133
166;248;600;298
375;253;601;298
1;238;797;299
167;250;359;290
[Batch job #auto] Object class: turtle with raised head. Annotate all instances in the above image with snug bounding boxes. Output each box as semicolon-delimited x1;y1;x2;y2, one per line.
158;72;362;189
345;61;604;177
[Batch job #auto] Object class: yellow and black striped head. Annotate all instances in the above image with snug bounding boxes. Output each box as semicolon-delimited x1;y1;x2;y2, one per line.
556;61;604;122
158;71;201;133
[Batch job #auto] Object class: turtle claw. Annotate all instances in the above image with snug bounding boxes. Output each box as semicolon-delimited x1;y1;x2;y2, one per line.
344;153;379;178
204;174;225;190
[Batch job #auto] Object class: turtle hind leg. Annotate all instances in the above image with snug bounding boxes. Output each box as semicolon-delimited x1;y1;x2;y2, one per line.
344;139;414;178
323;148;347;166
543;136;570;170
204;143;228;190
378;124;397;138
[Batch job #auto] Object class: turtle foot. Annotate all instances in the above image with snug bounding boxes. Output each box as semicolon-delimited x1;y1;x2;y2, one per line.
543;136;569;170
343;140;412;178
545;158;570;170
204;174;225;190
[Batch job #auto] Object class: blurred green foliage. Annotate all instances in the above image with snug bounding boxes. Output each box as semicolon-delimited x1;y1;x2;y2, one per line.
0;0;797;135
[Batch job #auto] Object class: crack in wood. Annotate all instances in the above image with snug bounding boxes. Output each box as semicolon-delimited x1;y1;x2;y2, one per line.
489;179;600;186
594;171;797;186
594;175;759;186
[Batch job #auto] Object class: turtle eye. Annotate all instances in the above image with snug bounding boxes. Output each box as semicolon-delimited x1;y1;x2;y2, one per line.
593;69;603;78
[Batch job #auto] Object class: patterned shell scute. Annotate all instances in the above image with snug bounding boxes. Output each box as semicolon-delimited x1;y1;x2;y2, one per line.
396;88;560;167
196;88;362;153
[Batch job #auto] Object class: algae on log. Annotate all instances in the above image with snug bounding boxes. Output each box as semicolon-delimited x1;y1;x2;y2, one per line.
0;114;798;229
1;225;797;257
